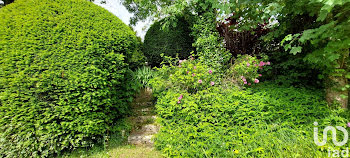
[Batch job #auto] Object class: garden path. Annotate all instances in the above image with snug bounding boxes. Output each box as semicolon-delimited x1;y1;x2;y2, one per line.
127;88;160;146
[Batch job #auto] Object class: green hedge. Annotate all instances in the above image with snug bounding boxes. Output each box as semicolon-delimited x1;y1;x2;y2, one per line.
0;0;142;157
143;16;194;67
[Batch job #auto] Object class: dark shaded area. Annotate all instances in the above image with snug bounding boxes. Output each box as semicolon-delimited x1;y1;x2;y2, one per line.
3;0;14;6
143;16;194;67
216;15;269;58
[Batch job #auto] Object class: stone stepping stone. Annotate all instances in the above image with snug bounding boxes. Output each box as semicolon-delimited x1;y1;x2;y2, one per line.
128;124;160;146
128;134;154;146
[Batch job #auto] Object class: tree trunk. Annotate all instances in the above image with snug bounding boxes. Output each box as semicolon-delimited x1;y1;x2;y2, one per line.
325;75;348;109
325;49;349;109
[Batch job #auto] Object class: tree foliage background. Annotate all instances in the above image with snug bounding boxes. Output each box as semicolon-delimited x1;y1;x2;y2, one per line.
143;16;194;67
122;0;349;108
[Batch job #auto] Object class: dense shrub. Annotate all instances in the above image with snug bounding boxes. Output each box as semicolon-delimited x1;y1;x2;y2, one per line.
150;56;218;96
226;54;271;86
191;12;231;72
150;59;349;157
143;16;194;67
260;49;323;88
154;83;350;157
0;0;142;157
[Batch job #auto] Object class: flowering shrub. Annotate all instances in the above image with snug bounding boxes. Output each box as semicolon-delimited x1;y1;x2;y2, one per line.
150;55;218;96
227;54;270;86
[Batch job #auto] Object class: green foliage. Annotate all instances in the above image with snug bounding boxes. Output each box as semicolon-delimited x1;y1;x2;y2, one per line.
191;12;231;71
226;0;350;87
226;54;270;86
265;52;323;87
121;0;190;25
150;56;218;96
0;0;142;157
151;56;349;157
131;66;155;88
143;16;194;67
59;118;132;158
154;83;350;157
122;0;230;70
258;14;324;87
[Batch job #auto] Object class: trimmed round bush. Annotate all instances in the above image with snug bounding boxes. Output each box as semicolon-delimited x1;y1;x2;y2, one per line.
0;0;142;157
143;16;194;67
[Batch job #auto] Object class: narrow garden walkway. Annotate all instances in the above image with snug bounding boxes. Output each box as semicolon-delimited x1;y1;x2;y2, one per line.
63;88;162;158
108;88;163;158
127;88;159;146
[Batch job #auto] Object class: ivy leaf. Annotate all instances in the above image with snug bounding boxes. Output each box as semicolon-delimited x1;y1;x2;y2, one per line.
290;46;302;55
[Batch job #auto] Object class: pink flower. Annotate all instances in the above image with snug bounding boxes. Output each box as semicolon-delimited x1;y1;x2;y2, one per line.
259;74;262;77
192;73;195;77
248;83;251;85
244;81;247;84
178;95;183;100
266;61;271;65
209;70;213;74
177;101;181;104
242;78;246;82
254;64;257;67
198;80;202;83
240;76;245;79
179;60;183;64
210;81;215;86
254;79;259;83
247;63;250;67
194;66;197;70
259;61;265;67
347;122;350;127
187;71;189;74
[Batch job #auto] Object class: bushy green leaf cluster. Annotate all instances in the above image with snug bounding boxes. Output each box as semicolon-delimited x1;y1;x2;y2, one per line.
191;12;231;72
154;83;350;157
0;0;142;157
131;66;155;88
226;54;270;86
150;57;349;157
143;16;194;67
150;56;218;96
261;49;323;87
